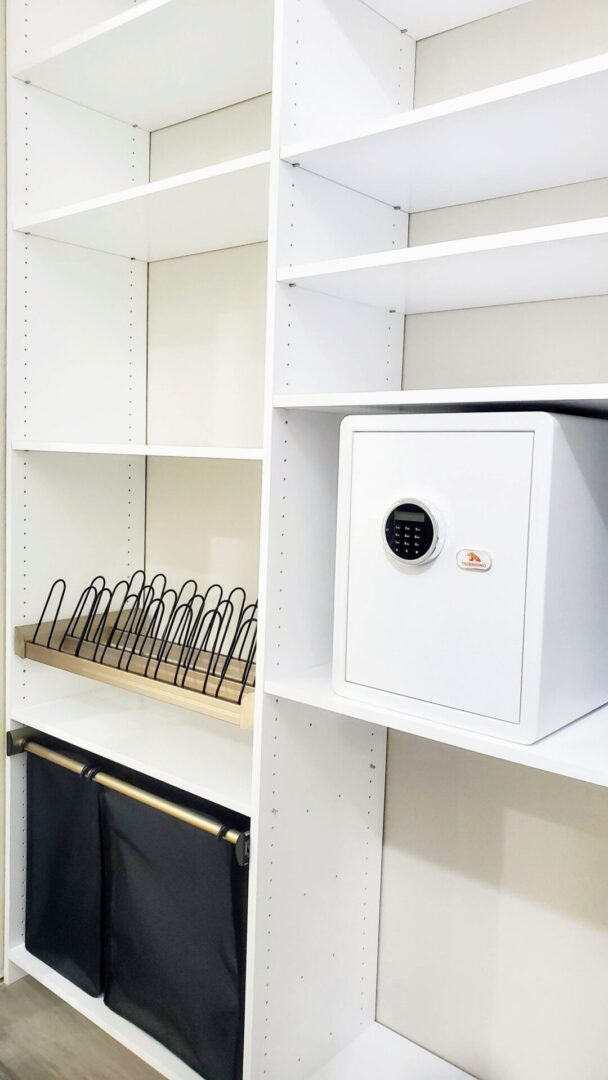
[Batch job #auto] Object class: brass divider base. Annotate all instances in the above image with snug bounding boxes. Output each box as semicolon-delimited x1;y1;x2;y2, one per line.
15;616;254;729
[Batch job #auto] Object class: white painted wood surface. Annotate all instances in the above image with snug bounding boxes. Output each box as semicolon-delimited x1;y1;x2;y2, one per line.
284;54;608;211
8;0;608;1077
280;218;608;314
15;155;271;262
12;441;264;460
13;0;274;130
10;689;253;815
273;385;608;414
266;664;608;792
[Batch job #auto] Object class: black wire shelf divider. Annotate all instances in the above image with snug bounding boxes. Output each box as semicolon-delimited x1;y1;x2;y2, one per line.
15;571;257;727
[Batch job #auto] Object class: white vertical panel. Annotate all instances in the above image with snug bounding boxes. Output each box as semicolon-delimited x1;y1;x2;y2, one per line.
4;753;27;980
281;0;415;142
265;410;340;681
274;284;404;394
150;95;272;181
145;457;263;600
249;699;386;1079
147;244;267;449
8;0;137;69
8;236;147;444
278;162;408;266
11;83;149;215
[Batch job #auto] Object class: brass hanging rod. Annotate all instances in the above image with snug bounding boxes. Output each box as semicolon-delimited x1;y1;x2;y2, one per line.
7;731;250;866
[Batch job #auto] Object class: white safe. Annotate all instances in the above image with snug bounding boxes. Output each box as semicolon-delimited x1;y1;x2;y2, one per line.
333;412;608;744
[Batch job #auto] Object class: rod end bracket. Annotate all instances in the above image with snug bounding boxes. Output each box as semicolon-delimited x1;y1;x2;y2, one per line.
235;831;250;868
6;727;37;757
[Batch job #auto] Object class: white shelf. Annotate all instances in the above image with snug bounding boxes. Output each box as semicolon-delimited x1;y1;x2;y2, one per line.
273;386;608;416
266;665;608;791
11;688;253;816
279;217;608;315
366;0;530;37
13;0;274;130
283;54;608;211
8;946;202;1080
15;154;271;262
12;440;264;461
308;1023;473;1079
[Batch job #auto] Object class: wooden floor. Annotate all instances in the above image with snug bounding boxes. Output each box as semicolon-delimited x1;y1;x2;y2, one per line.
0;976;162;1079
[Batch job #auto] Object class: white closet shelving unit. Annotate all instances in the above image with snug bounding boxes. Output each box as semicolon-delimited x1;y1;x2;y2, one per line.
5;0;271;1076
5;1;608;1079
249;1;608;1078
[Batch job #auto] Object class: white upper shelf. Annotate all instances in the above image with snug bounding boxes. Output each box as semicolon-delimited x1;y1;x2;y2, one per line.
266;665;608;793
273;386;608;417
13;0;274;131
366;0;530;37
283;54;608;211
12;441;264;461
14;153;270;262
279;217;608;315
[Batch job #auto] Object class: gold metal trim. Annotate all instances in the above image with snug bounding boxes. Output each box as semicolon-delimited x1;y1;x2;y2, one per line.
14;619;255;730
25;741;243;846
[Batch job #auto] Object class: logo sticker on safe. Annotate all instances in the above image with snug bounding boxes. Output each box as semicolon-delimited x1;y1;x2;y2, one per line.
457;549;492;572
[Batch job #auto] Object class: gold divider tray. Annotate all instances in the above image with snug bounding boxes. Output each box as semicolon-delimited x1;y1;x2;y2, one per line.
15;614;254;728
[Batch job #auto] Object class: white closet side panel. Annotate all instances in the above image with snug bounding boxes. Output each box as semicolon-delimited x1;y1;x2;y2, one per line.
147;244;267;449
281;0;415;143
7;0;137;68
265;411;340;680
10;83;149;214
7;453;146;711
8;237;147;444
4;752;26;977
145;458;263;601
278;164;409;266
414;0;608;106
248;700;386;1080
150;95;272;180
274;285;404;394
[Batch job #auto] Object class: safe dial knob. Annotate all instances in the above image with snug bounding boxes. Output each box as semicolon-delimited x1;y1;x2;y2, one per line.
383;499;444;565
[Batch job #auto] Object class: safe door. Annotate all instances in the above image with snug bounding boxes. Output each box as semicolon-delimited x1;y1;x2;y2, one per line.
342;429;535;724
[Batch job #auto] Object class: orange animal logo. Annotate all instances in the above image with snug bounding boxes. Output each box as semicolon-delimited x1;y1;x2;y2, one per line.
467;552;482;563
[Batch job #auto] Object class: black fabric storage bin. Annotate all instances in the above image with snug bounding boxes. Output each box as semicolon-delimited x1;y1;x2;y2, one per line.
26;750;104;996
102;785;248;1080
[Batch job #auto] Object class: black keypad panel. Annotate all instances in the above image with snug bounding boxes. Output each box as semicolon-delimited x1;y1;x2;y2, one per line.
385;502;435;562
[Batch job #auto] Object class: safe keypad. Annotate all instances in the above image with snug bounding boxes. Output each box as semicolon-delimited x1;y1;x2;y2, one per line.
385;503;435;562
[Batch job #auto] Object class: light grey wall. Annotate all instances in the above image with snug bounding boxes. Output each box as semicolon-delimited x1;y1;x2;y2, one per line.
413;0;608;105
377;736;608;1080
378;2;608;1076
